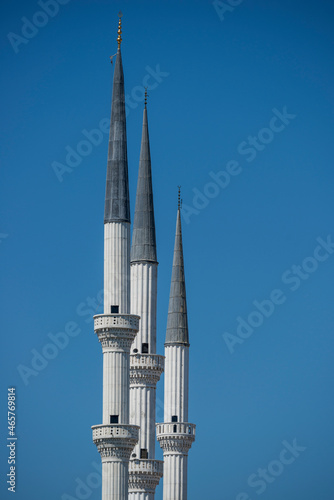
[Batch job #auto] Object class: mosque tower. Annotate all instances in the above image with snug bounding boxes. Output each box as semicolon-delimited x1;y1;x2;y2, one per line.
128;93;164;498
91;14;195;500
91;15;140;500
156;195;196;500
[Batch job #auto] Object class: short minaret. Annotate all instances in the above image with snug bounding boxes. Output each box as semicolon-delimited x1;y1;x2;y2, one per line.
129;94;164;499
156;193;196;500
92;14;139;500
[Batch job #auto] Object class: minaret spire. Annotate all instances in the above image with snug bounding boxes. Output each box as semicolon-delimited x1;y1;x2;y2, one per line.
104;11;129;223
129;100;163;498
157;194;195;500
130;100;157;263
165;195;189;345
92;14;139;500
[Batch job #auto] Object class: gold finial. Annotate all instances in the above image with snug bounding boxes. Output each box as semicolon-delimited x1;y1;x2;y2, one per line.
117;11;123;47
178;186;181;210
144;87;148;108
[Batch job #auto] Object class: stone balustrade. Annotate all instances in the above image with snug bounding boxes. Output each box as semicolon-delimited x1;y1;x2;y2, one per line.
94;314;140;333
130;353;164;371
129;459;163;475
92;424;139;442
156;422;196;437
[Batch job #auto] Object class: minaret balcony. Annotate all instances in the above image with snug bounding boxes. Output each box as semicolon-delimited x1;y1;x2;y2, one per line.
93;314;139;350
130;353;164;371
92;424;139;459
94;313;139;333
128;459;163;493
129;458;163;475
156;422;196;454
130;354;164;386
156;422;196;438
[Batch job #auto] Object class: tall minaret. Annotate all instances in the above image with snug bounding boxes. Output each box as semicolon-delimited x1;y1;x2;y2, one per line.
92;14;140;500
129;94;164;499
156;193;196;500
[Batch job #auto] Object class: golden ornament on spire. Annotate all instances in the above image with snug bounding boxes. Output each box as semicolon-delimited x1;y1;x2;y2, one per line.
117;11;123;47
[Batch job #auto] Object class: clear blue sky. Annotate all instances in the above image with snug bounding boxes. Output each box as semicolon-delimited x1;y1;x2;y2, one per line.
1;1;334;499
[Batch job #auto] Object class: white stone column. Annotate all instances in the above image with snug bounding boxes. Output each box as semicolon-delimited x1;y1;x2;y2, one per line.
104;222;130;314
129;262;163;498
164;345;189;423
130;263;157;352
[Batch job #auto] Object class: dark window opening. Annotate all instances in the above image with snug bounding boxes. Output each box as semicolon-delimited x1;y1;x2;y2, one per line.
172;415;178;422
140;448;148;459
142;343;149;354
110;305;119;314
133;348;138;353
110;415;119;424
173;424;177;433
188;426;192;434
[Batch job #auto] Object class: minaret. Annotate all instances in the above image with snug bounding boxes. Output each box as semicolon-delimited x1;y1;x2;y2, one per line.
156;192;196;500
129;93;164;499
91;14;140;500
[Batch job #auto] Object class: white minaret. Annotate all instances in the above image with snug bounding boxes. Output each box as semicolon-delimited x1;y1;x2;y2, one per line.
156;197;196;500
128;97;164;499
91;16;140;500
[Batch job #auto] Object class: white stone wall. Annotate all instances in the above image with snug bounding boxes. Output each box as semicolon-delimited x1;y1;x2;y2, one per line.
104;222;130;314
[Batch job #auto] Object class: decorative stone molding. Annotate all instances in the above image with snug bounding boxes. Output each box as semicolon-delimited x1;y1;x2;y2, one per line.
130;354;164;387
92;424;139;460
128;459;163;493
93;314;139;351
156;422;196;454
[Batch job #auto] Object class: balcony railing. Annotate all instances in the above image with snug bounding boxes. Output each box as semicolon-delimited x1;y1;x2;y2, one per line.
94;314;139;332
156;422;196;437
130;354;164;371
92;424;139;441
129;459;163;475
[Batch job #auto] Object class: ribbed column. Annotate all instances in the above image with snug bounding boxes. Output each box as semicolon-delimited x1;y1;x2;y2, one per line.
129;262;163;498
130;385;155;455
92;314;140;500
102;461;129;500
156;423;195;500
163;454;188;500
130;263;157;352
104;222;130;314
103;350;130;423
164;345;189;423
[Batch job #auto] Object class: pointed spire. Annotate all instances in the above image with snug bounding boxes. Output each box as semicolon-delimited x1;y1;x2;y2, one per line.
165;200;189;345
131;103;157;263
104;14;130;223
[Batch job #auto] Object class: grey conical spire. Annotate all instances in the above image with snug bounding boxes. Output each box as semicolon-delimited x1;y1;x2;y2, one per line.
130;104;157;263
165;206;189;345
104;46;130;223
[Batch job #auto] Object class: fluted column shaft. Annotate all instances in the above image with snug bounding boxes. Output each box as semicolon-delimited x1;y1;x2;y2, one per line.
104;222;130;315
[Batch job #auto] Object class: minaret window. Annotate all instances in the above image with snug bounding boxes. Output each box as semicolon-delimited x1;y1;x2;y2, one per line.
110;305;119;314
140;448;148;459
110;415;119;424
142;343;149;353
171;415;178;422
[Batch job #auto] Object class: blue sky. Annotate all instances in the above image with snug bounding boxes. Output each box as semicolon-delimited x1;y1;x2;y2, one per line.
1;0;334;499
